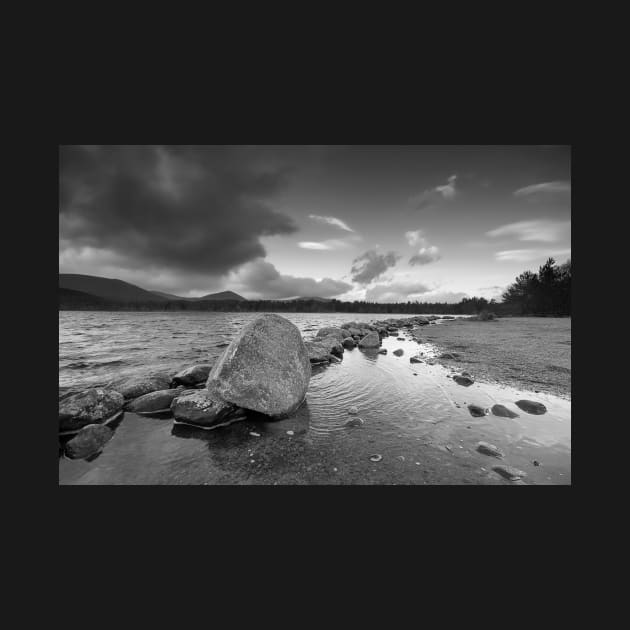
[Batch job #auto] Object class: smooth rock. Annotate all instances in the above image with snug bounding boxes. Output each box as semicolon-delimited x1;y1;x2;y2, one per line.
468;404;487;417
410;356;423;364
108;373;171;400
171;364;213;386
476;441;504;458
342;337;356;349
515;400;547;415
64;424;114;459
358;331;381;348
171;390;243;429
315;327;346;343
126;388;185;413
453;374;474;386
492;465;527;481
491;404;519;418
393;349;404;357
59;388;124;432
206;314;311;418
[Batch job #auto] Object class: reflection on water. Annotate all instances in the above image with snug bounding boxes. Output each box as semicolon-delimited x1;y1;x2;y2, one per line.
59;312;570;485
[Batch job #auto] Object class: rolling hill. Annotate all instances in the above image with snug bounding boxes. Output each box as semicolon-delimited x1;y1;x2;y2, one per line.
59;274;247;303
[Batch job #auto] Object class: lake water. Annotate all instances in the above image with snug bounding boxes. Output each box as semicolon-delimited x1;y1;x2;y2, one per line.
59;312;571;485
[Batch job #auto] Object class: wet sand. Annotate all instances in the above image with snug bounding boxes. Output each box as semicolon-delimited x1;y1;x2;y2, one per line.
59;319;571;485
416;317;571;398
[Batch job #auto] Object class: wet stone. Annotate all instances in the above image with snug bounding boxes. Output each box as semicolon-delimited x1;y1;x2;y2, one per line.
476;441;504;458
492;465;527;481
515;400;547;415
468;404;487;417
491;404;519;418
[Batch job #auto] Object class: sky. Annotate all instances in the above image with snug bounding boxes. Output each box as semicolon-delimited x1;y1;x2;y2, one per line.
59;145;571;302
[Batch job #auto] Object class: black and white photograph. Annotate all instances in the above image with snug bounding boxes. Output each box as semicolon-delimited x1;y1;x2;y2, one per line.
58;145;571;485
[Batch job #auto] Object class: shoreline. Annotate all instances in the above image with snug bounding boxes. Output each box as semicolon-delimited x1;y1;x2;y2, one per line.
59;314;571;485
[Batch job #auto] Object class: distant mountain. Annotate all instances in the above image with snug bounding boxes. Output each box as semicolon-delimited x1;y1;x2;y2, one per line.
59;287;108;306
60;274;248;303
150;290;247;301
60;274;167;302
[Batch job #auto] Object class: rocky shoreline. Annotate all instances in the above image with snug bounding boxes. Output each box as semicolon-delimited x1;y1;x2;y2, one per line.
59;313;556;484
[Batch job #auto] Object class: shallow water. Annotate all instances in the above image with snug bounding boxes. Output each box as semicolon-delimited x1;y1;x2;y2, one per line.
59;312;571;485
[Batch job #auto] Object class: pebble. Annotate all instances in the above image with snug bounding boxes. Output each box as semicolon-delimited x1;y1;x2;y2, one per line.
476;441;504;458
286;430;294;436
370;454;383;462
249;432;261;437
492;465;527;481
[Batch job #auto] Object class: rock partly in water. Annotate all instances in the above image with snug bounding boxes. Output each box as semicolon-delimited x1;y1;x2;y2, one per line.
171;364;213;386
492;465;527;481
342;337;356;349
59;388;124;432
358;331;381;348
476;441;504;458
206;314;311;419
345;417;364;428
126;388;186;414
410;356;423;364
378;348;388;354
393;349;404;357
108;373;171;400
439;352;460;360
64;424;114;459
453;374;474;386
171;390;244;429
348;406;359;415
491;404;519;418
468;404;488;418
515;400;547;415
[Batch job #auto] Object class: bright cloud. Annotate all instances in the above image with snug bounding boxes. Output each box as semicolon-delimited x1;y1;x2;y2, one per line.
308;214;354;232
409;174;458;209
514;181;571;196
409;246;441;265
495;248;571;262
486;219;570;243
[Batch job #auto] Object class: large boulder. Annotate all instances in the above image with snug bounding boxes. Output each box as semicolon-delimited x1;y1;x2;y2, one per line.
64;424;114;459
126;388;186;413
358;331;380;348
171;390;243;429
206;314;311;418
108;372;171;400
59;388;124;432
171;364;213;386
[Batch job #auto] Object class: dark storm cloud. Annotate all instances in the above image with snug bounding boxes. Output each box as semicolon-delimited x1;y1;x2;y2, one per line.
59;146;298;277
350;249;401;285
233;259;352;299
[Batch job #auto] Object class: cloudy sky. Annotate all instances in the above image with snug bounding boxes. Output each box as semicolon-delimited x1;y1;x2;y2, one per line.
59;145;571;302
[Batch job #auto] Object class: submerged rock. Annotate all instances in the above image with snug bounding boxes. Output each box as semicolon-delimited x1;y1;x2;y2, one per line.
171;390;243;429
348;406;359;415
515;400;547;415
476;441;504;458
64;424;114;459
59;388;124;432
358;331;381;348
171;364;213;386
108;373;171;400
453;374;474;386
439;352;460;360
126;388;185;413
206;314;311;419
393;349;404;357
491;404;519;418
345;417;364;427
492;465;527;481
468;404;488;417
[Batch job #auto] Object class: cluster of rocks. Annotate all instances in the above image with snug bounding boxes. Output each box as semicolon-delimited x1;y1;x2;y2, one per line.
60;314;312;459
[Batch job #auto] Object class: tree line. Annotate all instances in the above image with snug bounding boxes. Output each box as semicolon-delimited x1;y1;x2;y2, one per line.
59;258;570;316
